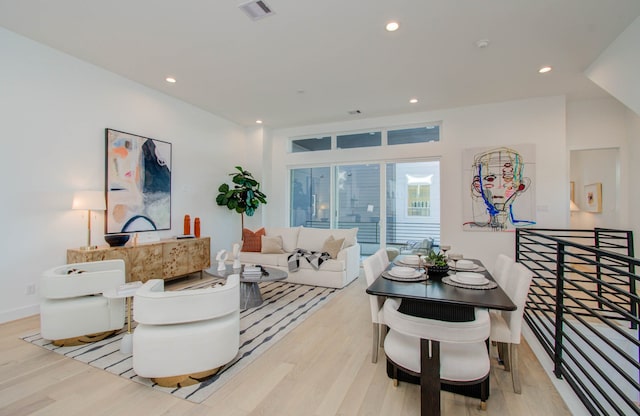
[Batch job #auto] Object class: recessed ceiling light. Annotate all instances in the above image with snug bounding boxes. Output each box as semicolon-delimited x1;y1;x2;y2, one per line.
409;98;418;104
165;77;176;83
386;21;399;32
256;120;263;124
538;66;552;74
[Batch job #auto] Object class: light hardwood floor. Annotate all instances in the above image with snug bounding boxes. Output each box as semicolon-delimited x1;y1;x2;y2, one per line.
0;273;571;416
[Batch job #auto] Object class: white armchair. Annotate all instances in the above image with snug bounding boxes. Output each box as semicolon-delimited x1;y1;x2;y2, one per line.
40;259;126;346
132;275;240;387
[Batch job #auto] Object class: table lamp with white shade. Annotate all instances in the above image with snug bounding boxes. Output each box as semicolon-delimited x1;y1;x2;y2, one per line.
72;190;106;250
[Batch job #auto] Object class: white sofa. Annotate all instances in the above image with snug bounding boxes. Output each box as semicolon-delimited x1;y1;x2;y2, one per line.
238;226;361;288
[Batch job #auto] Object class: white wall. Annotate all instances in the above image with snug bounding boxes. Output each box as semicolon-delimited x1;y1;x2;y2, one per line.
267;96;568;268
586;16;640;116
0;28;248;323
626;110;640;251
570;148;619;229
566;98;640;248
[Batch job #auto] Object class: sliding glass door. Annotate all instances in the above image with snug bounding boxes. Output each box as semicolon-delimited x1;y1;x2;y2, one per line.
290;167;330;228
290;160;439;255
385;161;441;251
336;164;381;255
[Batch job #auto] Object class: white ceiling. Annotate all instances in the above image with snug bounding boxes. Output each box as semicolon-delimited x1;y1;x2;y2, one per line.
1;0;639;128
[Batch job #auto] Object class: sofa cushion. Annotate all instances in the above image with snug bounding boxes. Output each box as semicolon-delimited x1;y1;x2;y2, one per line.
242;228;266;252
322;236;344;259
295;258;345;272
266;226;301;252
261;235;284;254
329;228;358;248
297;227;357;252
296;227;328;252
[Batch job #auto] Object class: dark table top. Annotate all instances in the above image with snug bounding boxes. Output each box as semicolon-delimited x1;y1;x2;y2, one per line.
366;259;516;311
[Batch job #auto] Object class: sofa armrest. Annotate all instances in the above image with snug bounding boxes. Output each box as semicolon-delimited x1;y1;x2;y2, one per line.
338;243;361;279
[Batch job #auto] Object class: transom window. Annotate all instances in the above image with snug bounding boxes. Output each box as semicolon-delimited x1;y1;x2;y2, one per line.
289;122;440;153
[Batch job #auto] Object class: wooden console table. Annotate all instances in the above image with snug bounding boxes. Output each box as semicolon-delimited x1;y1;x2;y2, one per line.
67;237;210;283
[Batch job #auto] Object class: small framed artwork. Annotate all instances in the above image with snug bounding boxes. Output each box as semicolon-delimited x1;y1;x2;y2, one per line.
584;183;602;213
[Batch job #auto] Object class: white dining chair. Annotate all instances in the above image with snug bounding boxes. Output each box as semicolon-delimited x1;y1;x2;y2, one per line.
490;262;533;394
492;253;515;289
383;297;492;410
363;248;389;363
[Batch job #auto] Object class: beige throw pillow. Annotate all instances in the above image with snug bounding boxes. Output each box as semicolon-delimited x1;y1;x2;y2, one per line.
322;235;345;259
261;235;285;254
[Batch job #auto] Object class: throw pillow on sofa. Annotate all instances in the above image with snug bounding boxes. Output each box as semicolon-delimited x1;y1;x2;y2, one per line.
266;226;301;252
242;228;265;252
322;235;345;259
261;235;285;254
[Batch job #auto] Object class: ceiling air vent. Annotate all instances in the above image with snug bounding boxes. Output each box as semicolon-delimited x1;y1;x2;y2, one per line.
239;0;275;21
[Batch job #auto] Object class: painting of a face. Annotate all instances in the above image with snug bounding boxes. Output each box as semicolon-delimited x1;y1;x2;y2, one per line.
475;150;526;212
464;146;535;231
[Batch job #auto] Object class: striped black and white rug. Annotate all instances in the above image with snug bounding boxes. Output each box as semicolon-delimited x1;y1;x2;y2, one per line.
21;280;337;403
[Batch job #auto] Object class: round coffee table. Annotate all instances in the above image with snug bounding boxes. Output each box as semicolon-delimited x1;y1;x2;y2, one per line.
208;264;288;309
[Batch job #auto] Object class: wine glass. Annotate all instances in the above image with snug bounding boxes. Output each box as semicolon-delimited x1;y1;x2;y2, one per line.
420;255;432;285
440;245;451;258
448;253;463;274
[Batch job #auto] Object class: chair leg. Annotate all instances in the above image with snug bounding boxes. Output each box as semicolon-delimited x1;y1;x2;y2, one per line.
372;323;379;363
392;364;399;387
479;375;489;410
500;342;511;372
379;324;387;347
510;343;521;394
496;342;504;366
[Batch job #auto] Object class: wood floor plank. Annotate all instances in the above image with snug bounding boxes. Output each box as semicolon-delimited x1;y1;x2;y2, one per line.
0;271;572;415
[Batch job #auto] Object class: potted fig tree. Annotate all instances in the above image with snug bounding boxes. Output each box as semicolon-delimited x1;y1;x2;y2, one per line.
215;166;267;231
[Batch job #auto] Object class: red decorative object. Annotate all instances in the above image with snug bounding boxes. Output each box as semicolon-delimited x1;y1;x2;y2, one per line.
194;217;201;238
183;215;191;235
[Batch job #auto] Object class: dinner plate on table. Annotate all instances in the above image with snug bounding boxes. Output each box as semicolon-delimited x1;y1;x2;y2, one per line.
388;268;422;279
448;261;482;271
395;259;421;267
396;255;420;266
450;272;489;286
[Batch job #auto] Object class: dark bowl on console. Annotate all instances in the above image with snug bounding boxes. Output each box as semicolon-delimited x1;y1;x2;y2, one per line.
104;233;130;247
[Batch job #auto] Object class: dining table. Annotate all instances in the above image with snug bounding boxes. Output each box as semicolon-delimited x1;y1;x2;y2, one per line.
365;258;516;416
